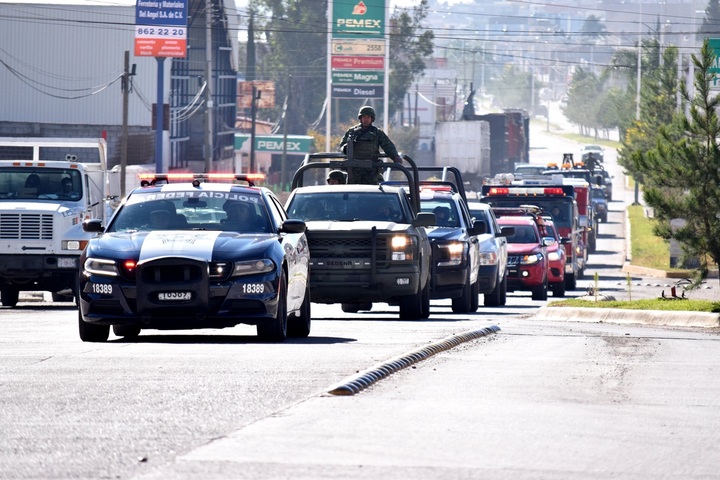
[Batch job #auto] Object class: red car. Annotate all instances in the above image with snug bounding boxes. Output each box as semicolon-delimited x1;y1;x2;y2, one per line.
542;219;567;297
496;216;549;300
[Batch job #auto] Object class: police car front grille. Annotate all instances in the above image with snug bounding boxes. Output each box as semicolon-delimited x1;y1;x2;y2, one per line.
307;235;389;261
140;264;204;283
0;213;53;240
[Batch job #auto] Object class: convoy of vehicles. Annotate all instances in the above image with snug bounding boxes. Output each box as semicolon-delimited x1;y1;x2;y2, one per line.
285;153;434;320
1;132;606;321
0;137;119;307
77;173;310;343
480;181;584;291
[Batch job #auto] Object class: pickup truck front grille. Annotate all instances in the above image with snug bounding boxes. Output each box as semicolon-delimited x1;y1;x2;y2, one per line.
0;213;54;240
507;255;521;267
307;235;389;261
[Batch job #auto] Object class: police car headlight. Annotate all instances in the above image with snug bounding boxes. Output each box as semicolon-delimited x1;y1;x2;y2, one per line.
390;235;416;261
84;258;119;277
547;251;562;262
437;241;466;266
232;258;274;277
520;253;543;265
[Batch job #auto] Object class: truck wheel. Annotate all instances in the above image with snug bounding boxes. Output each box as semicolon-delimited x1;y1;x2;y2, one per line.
399;286;424;320
469;280;479;312
484;274;503;307
451;270;475;313
499;275;508;306
257;276;287;342
51;292;75;303
420;281;431;319
288;287;311;338
531;277;548;301
565;272;577;291
1;288;19;307
78;311;109;342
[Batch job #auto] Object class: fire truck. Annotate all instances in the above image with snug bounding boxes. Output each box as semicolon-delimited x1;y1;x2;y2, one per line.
480;179;584;290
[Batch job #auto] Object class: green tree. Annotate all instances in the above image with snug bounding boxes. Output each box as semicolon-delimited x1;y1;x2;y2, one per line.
386;0;434;119
488;65;533;110
562;68;603;136
580;15;607;41
632;40;720;285
697;0;720;41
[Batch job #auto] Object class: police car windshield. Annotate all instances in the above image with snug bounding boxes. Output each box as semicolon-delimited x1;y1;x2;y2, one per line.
109;190;270;233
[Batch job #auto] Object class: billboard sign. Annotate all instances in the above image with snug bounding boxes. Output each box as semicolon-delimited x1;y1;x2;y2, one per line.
134;0;188;58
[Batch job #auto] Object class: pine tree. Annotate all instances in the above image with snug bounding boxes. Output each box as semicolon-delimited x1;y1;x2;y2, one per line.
633;40;720;285
697;0;720;41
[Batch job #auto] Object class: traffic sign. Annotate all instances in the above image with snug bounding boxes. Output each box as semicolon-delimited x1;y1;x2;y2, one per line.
332;39;385;56
332;85;384;99
331;70;384;85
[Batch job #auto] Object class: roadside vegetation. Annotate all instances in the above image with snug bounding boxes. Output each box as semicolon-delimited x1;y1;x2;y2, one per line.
551;298;720;312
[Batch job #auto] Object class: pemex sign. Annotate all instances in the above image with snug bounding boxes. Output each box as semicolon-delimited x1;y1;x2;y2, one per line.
333;0;384;39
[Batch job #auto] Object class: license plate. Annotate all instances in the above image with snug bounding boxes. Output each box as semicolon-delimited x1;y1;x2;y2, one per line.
158;291;192;301
58;258;77;268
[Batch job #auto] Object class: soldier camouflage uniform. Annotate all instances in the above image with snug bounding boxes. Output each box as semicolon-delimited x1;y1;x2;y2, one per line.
339;106;402;185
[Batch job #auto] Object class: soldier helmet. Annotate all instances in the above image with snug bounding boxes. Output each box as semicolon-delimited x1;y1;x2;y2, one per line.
327;170;346;183
358;106;375;120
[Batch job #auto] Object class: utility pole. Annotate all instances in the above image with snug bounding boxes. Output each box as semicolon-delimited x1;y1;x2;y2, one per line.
120;50;130;198
280;75;291;190
250;86;260;172
203;0;213;173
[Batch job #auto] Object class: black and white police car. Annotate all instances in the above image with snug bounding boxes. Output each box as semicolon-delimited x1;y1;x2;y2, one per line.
77;173;310;343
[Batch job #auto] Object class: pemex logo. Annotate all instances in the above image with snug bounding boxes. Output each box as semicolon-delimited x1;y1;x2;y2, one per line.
352;1;367;15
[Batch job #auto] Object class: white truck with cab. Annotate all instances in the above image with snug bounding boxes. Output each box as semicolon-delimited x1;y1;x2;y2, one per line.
0;137;119;306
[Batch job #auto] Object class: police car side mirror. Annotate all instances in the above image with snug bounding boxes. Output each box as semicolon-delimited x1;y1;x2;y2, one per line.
414;212;436;227
82;219;104;233
280;219;307;234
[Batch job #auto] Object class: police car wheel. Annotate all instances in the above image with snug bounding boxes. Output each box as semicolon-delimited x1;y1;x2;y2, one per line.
78;311;110;343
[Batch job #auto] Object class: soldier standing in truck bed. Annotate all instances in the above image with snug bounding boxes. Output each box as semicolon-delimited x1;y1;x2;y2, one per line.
339;106;402;184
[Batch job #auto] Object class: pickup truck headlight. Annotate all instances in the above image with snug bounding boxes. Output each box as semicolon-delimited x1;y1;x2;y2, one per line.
520;253;544;265
390;235;416;261
478;251;498;266
547;250;562;262
436;241;466;267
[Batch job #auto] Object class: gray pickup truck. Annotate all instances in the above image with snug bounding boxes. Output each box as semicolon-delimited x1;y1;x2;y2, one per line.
285;154;435;319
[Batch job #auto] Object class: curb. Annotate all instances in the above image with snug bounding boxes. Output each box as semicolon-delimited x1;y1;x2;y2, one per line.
534;306;720;329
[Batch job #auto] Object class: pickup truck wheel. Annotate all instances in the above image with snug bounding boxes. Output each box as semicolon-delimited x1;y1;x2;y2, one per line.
484;273;503;307
531;277;548;301
420;281;430;319
451;270;474;313
552;280;566;297
469;280;479;311
499;274;507;305
112;324;141;338
78;311;109;342
399;285;424;320
288;287;311;338
257;276;288;342
1;288;19;307
565;272;577;291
